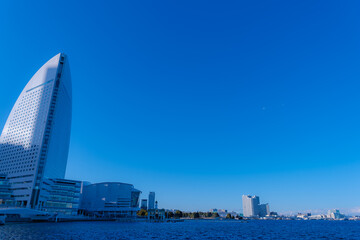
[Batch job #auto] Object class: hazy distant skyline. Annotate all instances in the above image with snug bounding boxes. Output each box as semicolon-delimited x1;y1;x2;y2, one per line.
1;1;360;214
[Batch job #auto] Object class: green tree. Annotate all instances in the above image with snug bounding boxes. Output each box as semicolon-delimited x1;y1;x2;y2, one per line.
137;209;148;217
175;210;183;218
226;213;232;219
212;212;220;218
167;211;174;218
190;212;200;219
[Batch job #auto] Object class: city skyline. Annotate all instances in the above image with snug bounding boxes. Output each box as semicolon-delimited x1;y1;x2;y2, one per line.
1;1;360;214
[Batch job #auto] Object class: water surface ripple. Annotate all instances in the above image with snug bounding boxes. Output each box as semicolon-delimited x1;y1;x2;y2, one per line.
0;220;359;240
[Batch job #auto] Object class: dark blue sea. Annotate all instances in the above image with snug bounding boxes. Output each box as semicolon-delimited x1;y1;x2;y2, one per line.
0;220;360;240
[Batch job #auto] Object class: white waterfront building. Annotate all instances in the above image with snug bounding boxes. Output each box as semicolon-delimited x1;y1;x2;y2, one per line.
242;195;260;217
0;53;72;208
242;195;270;217
327;209;345;219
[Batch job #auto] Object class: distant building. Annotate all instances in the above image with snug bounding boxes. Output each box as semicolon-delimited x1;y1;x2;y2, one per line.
80;182;141;218
141;199;148;210
217;209;229;218
226;211;238;218
148;192;155;210
242;195;260;217
258;203;270;217
297;213;311;219
209;209;236;218
328;209;345;219
148;208;166;222
242;195;270;217
309;214;327;220
269;211;278;217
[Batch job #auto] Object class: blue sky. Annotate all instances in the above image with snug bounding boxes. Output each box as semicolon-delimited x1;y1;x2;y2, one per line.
1;1;360;214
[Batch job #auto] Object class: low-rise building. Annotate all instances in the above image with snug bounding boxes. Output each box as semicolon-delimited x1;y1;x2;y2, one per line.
297;213;311;219
80;182;141;218
0;174;13;207
309;214;327;220
258;203;270;217
148;208;166;222
37;178;81;216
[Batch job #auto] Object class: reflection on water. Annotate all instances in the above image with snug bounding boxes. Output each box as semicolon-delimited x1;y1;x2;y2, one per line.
0;220;360;240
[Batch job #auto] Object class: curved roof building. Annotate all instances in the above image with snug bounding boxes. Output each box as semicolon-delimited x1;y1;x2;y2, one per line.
0;53;71;208
80;182;141;218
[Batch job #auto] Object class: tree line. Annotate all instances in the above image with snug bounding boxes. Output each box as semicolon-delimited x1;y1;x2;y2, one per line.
137;209;240;219
169;210;220;219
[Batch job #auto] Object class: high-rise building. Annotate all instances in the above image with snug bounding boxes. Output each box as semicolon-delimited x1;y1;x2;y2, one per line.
242;195;270;217
148;192;155;210
0;53;72;208
242;195;259;217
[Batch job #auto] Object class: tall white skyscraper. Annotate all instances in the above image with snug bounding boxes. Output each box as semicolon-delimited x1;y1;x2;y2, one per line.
148;192;155;209
0;53;72;208
242;195;259;217
242;195;270;217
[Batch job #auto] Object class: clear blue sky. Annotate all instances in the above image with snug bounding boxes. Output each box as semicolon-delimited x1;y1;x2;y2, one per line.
1;1;360;214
